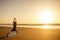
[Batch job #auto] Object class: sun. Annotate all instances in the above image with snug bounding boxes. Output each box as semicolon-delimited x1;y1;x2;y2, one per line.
38;9;54;24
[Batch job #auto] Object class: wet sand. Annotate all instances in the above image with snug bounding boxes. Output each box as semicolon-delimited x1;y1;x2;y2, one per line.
0;27;60;40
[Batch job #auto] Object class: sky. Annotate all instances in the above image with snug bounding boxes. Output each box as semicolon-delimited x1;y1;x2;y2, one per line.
0;0;60;24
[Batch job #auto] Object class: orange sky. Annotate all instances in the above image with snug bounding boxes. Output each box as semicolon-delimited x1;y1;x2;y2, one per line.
0;0;60;24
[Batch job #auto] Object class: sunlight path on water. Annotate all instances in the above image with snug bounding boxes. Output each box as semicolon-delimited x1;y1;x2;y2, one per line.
18;25;60;29
0;25;60;29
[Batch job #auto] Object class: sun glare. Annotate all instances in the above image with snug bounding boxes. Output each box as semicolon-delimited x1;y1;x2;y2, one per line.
41;25;49;29
38;9;54;24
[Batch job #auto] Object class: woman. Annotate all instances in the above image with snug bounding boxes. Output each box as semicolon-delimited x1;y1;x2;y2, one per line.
11;17;17;31
7;17;18;37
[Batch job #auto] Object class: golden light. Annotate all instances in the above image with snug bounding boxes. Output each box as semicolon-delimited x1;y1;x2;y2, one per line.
40;25;60;29
41;25;50;29
38;9;54;24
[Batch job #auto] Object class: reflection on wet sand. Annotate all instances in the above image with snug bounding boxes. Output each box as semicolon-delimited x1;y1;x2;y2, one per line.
0;26;60;40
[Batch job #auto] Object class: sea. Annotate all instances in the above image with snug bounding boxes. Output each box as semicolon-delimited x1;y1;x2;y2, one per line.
0;24;60;29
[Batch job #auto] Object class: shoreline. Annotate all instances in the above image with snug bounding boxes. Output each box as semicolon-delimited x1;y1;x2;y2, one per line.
0;26;60;40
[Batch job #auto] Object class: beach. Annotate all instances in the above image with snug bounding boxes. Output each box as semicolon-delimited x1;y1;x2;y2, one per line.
0;26;60;40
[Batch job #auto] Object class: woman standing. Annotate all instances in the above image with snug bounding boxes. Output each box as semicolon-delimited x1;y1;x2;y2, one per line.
7;17;18;37
11;17;17;31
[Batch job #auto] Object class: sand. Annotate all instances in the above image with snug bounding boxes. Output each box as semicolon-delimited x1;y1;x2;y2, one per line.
0;27;60;40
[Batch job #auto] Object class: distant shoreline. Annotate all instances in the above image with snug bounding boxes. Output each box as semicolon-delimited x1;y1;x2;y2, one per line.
0;24;60;26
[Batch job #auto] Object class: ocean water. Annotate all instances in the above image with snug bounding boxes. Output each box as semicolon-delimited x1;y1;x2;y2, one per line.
0;24;60;29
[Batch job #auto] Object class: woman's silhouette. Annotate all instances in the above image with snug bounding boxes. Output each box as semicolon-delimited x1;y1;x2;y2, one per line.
7;17;18;37
11;17;17;31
